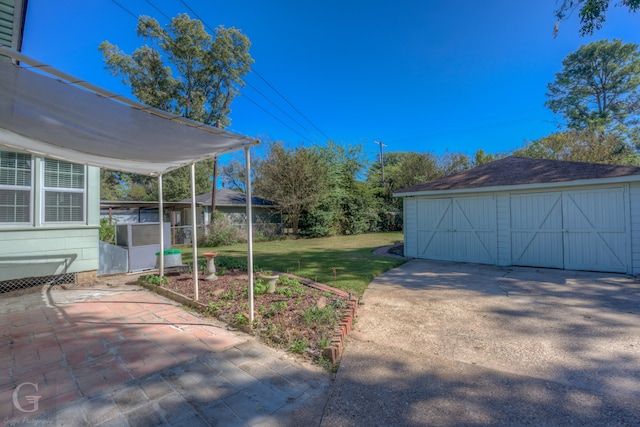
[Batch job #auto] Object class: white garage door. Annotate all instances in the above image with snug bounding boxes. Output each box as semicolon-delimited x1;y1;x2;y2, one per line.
510;188;629;273
416;196;497;264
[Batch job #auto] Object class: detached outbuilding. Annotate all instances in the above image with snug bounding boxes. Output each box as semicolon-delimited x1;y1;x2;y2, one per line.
394;156;640;274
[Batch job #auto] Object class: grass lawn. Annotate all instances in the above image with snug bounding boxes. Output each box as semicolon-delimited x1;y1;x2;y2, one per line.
180;232;405;297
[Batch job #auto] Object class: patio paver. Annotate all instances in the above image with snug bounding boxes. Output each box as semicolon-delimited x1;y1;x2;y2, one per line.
1;278;329;426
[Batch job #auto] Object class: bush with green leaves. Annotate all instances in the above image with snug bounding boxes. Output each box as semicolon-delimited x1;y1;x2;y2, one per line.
141;274;168;286
198;212;244;247
99;217;117;244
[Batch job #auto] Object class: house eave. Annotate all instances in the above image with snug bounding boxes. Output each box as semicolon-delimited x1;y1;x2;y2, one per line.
393;174;640;198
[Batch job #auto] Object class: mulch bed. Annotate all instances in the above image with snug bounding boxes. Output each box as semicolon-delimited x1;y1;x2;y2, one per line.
158;270;351;364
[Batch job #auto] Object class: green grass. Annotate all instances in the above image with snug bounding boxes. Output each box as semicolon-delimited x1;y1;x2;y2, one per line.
181;232;405;297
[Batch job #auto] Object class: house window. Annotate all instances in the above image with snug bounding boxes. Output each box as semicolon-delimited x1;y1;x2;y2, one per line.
43;159;85;223
0;151;32;224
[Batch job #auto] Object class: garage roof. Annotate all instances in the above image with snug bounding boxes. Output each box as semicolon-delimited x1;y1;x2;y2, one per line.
395;156;640;196
0;47;258;176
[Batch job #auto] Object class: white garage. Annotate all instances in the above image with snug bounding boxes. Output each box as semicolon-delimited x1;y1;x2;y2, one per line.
395;156;640;274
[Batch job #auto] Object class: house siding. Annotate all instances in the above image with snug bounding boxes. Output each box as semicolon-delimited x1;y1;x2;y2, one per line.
629;182;640;274
0;164;100;282
403;197;417;258
403;182;636;274
496;194;510;266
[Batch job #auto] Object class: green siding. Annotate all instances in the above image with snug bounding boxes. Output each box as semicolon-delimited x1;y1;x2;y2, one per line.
0;164;101;282
0;0;15;48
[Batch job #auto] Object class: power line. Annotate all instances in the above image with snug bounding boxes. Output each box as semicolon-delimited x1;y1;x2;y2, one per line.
242;94;312;142
110;0;137;19
177;0;330;142
245;80;323;143
144;0;171;21
250;67;331;141
114;0;325;144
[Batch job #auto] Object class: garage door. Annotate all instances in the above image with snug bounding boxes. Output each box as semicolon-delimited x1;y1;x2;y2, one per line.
510;188;629;272
416;196;497;264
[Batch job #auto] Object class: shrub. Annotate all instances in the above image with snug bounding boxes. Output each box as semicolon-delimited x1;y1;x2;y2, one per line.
198;213;244;247
141;274;168;286
99;217;117;244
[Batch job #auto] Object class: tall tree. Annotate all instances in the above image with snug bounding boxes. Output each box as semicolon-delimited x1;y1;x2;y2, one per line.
98;14;253;200
555;0;639;36
253;142;330;235
513;129;637;164
545;39;640;146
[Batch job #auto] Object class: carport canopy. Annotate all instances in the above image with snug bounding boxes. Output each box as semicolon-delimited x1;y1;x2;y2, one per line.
0;47;258;176
0;47;259;318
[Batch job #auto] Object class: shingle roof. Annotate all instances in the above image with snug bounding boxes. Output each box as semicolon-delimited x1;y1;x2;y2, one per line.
182;188;277;207
395;156;640;194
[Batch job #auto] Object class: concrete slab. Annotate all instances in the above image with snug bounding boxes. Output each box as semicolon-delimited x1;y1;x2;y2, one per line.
322;259;640;426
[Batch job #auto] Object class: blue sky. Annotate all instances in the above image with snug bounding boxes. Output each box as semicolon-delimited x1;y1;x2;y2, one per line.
21;1;640;162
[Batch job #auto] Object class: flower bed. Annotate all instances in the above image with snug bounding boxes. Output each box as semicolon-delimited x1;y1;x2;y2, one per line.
142;270;356;365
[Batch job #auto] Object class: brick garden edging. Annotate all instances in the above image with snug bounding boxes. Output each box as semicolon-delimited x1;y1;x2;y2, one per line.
277;273;358;364
140;272;357;364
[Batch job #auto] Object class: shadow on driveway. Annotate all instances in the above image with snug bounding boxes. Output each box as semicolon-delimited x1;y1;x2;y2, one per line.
322;259;640;426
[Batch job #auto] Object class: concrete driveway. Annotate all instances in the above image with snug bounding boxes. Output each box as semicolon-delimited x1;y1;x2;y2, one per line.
321;259;640;426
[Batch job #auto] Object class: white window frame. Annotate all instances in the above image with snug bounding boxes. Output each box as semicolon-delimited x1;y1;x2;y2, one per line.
41;159;86;224
0;151;33;226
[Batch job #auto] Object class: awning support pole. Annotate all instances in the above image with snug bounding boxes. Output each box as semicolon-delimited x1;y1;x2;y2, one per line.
158;175;165;277
190;163;199;301
245;147;254;323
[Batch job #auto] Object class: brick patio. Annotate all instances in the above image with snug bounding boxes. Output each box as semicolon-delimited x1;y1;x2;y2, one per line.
1;285;245;422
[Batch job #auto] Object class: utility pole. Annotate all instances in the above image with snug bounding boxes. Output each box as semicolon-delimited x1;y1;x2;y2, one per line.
373;140;387;187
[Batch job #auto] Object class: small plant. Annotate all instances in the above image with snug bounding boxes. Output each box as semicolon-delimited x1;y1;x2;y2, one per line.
218;266;228;276
235;312;249;325
141;274;168;286
303;305;336;326
255;268;274;276
319;336;331;349
333;299;346;309
206;302;220;315
221;289;236;300
270;301;288;313
289;339;308;354
253;278;270;295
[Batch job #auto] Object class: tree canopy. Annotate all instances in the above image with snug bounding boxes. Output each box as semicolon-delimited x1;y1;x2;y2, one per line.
555;0;639;36
545;39;640;146
513;129;637;165
99;14;253;201
99;14;252;127
253;142;331;235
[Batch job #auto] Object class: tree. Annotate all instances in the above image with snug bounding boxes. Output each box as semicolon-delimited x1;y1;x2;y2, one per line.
98;14;253;200
220;156;247;191
513;129;637;164
301;142;376;236
546;39;640;146
555;0;639;36
253;142;330;235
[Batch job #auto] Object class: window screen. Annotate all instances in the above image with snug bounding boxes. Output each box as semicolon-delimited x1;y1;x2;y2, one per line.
43;159;85;223
0;151;32;224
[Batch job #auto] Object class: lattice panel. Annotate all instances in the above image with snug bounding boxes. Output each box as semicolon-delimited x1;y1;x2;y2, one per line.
0;273;76;294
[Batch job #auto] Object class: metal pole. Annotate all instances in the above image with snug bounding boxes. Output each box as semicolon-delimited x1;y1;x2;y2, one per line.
245;147;254;323
158;175;165;277
190;163;199;301
373;140;387;186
